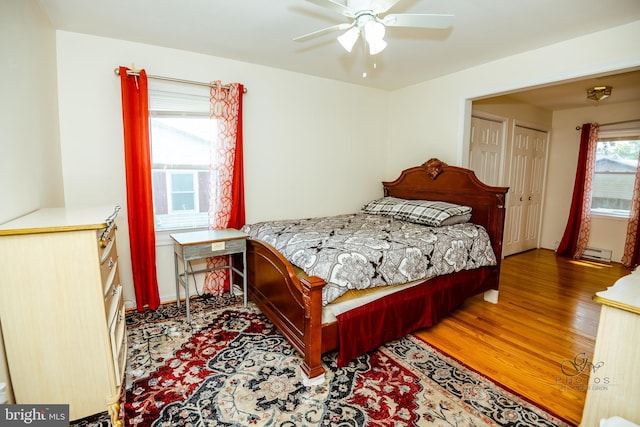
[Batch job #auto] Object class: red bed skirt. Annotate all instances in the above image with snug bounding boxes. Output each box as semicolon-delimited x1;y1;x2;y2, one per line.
335;267;493;366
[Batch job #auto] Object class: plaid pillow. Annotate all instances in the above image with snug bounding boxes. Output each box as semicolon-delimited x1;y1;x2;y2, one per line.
362;197;472;227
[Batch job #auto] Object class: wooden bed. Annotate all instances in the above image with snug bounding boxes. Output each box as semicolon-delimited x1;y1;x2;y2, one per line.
245;159;508;384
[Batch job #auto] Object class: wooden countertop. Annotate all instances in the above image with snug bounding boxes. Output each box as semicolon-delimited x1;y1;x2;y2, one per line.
594;270;640;315
170;229;248;246
0;206;120;236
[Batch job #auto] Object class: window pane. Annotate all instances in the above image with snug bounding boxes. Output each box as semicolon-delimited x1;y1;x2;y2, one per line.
172;193;195;211
148;86;214;231
150;117;212;166
592;139;640;217
171;173;194;192
592;174;634;211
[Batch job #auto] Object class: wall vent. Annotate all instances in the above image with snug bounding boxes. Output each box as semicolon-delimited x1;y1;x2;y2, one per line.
581;247;613;263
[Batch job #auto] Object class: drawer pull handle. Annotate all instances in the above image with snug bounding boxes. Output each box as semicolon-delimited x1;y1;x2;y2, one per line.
99;205;121;247
100;235;114;248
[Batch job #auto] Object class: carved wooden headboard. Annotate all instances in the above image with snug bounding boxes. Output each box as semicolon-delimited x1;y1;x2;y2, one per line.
382;158;509;259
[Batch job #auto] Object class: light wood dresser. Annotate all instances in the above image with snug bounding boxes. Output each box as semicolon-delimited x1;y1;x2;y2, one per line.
0;206;125;426
580;271;640;426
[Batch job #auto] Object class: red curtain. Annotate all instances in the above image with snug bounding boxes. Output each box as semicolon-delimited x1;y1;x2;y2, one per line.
621;152;640;267
203;82;245;295
556;123;598;258
119;66;160;311
227;87;245;229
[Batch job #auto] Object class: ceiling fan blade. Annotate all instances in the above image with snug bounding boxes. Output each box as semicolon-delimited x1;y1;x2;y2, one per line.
383;13;454;29
293;23;354;42
372;0;402;14
303;0;355;17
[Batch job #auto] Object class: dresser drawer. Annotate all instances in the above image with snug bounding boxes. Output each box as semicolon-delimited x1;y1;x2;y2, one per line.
100;235;118;296
182;236;247;259
100;236;117;268
115;325;127;387
105;283;122;322
109;296;126;387
101;259;119;297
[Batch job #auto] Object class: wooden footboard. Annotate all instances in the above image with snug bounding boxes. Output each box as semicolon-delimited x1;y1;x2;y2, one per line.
246;238;327;380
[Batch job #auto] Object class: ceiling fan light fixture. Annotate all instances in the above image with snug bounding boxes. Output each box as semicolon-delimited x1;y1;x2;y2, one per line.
587;86;612;102
337;27;360;53
368;38;387;55
294;0;454;65
364;20;387;55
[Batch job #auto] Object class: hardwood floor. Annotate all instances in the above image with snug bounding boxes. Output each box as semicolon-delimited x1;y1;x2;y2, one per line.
414;248;631;426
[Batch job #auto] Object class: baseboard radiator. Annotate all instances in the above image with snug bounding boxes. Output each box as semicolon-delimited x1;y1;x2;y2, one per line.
581;246;613;263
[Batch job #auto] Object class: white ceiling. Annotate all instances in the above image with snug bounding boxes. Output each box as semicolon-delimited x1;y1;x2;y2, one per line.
476;69;640;111
37;0;640;108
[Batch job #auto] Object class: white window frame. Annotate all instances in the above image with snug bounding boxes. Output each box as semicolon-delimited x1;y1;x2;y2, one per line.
148;81;213;244
591;128;640;219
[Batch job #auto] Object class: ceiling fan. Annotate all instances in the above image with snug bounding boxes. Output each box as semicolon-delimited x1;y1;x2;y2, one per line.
294;0;454;55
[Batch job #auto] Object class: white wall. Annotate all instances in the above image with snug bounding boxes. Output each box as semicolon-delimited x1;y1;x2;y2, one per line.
542;100;640;261
387;21;640;178
0;0;65;405
472;101;553;132
55;31;390;305
0;1;64;223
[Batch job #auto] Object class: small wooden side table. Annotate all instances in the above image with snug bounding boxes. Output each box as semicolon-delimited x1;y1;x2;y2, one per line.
170;228;249;323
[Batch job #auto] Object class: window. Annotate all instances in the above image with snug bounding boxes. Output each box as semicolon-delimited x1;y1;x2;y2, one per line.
148;82;214;231
592;133;640;218
168;171;197;212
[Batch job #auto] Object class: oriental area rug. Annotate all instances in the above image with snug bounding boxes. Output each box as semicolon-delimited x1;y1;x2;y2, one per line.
71;297;571;427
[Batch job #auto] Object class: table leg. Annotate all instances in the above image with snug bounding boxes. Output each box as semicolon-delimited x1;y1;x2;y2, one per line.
228;254;233;298
174;250;180;309
183;253;191;324
242;249;247;307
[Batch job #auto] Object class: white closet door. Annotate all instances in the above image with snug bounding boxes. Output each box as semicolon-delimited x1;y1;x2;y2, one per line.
503;130;528;256
469;116;504;186
523;128;548;250
503;126;548;256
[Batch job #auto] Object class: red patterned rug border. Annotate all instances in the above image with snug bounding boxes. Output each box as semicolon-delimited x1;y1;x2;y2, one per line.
410;333;577;426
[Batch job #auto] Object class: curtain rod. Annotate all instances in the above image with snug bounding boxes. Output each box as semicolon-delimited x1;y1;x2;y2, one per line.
600;119;640;127
113;67;247;93
575;119;640;130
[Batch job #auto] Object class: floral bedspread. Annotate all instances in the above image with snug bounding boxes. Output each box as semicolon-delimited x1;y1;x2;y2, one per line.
242;213;496;305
